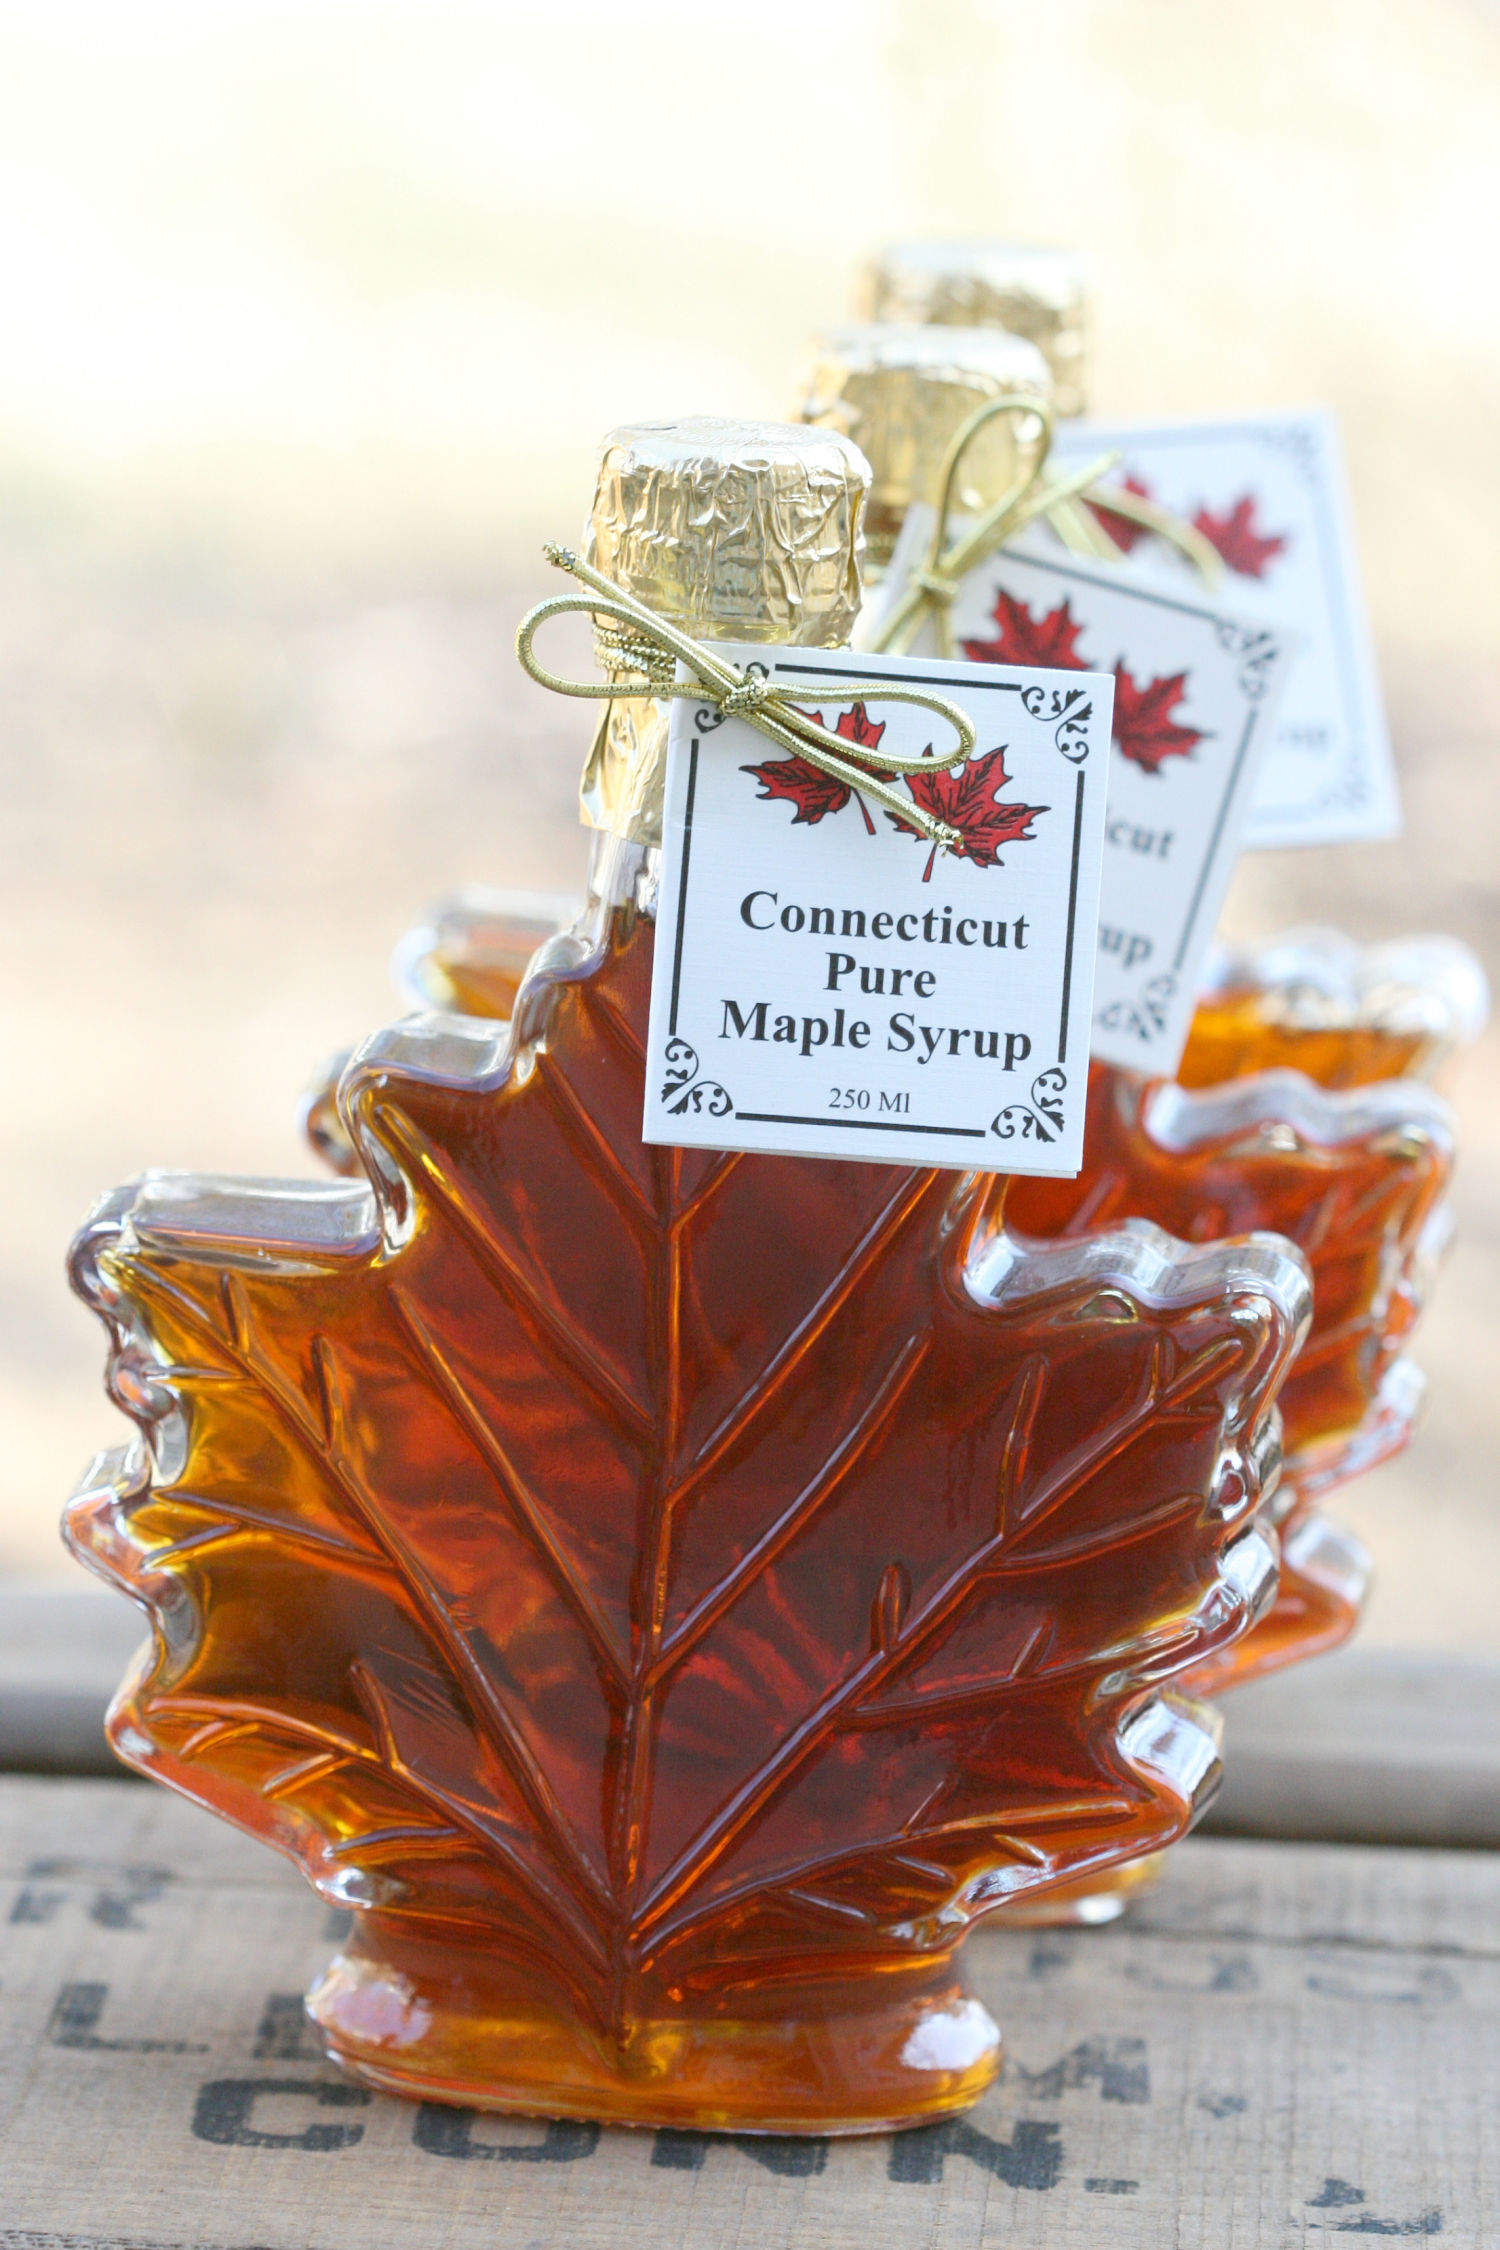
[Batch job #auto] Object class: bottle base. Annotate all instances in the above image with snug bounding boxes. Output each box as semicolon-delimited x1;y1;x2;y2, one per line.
306;1939;1001;2136
990;1850;1167;1927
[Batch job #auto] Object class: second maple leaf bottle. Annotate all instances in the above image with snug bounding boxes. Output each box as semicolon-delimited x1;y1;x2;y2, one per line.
70;416;1311;2132
791;302;1469;1682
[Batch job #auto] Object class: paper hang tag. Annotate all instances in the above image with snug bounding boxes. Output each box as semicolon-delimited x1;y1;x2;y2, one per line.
1048;409;1400;849
642;643;1113;1177
884;510;1295;1078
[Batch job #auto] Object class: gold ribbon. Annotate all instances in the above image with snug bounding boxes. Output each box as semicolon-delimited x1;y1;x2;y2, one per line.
869;395;1224;658
517;544;978;852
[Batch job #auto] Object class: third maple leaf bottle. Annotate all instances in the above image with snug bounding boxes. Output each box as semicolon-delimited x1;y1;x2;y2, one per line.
852;235;1483;1070
70;416;1311;2132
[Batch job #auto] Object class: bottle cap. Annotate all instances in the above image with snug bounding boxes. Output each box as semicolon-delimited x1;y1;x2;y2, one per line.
587;417;869;647
796;323;1052;563
858;240;1088;418
581;418;871;842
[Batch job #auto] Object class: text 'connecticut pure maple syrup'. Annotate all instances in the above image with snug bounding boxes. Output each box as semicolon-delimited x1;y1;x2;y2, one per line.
70;419;1313;2132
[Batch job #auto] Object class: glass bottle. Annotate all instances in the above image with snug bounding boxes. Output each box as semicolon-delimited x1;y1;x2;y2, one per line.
68;418;1311;2132
845;242;1487;1077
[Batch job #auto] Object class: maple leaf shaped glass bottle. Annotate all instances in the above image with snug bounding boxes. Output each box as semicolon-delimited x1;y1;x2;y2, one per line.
794;319;1476;1685
69;416;1314;2133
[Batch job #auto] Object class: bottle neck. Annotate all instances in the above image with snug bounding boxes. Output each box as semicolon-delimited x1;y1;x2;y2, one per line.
580;679;674;849
579;613;855;852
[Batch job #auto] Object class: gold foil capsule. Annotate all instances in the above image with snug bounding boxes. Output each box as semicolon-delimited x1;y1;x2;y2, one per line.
858;239;1088;418
795;323;1052;565
580;417;871;843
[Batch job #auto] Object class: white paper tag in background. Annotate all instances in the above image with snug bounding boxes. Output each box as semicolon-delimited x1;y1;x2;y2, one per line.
643;643;1113;1176
886;527;1294;1076
852;506;932;651
1048;409;1400;848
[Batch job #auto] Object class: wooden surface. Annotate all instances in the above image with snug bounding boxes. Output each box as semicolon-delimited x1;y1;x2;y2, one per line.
0;1777;1493;2247
1210;1645;1500;1848
9;1589;1500;1848
0;1588;142;1774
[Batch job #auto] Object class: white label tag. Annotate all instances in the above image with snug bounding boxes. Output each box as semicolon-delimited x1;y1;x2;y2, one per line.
1048;409;1400;848
642;643;1113;1176
884;517;1294;1077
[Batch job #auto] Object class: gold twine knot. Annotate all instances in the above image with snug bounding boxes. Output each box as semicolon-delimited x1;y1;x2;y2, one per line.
720;674;773;719
517;544;972;853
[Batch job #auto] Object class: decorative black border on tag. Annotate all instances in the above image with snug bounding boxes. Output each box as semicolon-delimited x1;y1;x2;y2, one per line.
1096;971;1178;1048
992;1065;1068;1145
663;654;1098;1156
659;1037;733;1118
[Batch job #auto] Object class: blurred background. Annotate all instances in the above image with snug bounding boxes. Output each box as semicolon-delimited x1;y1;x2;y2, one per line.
3;0;1497;1651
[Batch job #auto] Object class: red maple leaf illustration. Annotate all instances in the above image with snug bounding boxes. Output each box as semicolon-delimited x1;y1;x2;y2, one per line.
1111;666;1205;775
743;701;890;834
1191;494;1288;578
887;744;1048;881
1086;472;1154;553
961;589;1092;671
823;699;889;761
740;752;853;827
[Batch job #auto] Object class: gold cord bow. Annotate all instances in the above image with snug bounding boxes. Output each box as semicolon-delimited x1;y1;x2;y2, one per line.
869;394;1224;659
517;544;978;852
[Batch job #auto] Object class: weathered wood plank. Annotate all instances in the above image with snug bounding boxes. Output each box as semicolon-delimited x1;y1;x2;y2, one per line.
1207;1645;1500;1847
0;1587;144;1774
0;1778;1492;2247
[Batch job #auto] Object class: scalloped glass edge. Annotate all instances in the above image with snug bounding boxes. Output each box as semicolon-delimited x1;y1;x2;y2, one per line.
1200;925;1489;1060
